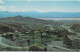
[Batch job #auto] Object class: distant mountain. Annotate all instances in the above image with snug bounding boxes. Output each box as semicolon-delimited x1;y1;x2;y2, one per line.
0;11;79;18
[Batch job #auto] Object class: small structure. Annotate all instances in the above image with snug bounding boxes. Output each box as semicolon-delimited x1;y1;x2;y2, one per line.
2;32;14;40
18;34;28;39
63;35;80;49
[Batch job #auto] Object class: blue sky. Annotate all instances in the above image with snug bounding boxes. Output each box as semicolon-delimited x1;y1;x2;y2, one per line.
0;0;80;12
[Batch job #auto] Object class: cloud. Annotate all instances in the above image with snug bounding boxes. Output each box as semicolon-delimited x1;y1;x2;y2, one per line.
26;0;32;1
6;0;79;1
0;6;31;12
0;4;79;12
31;0;79;1
0;0;4;3
0;6;6;11
0;6;17;11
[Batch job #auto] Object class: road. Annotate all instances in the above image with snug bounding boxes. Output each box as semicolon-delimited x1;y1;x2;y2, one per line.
47;41;76;52
47;25;77;52
48;45;76;52
0;36;76;52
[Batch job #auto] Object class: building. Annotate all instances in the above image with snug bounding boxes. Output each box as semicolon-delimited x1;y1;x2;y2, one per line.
63;35;80;49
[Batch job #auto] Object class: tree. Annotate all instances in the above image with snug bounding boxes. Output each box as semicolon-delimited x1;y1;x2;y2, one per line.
30;30;35;44
27;39;30;46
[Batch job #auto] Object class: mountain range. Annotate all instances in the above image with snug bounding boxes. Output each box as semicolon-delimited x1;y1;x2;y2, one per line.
0;11;79;18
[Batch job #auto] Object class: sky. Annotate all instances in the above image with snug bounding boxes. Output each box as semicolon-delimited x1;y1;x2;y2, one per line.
0;0;80;12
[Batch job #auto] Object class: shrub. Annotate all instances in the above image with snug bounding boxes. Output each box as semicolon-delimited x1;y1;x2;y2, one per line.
28;46;44;51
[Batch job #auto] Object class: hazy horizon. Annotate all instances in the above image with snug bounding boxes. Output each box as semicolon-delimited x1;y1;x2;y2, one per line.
0;0;80;12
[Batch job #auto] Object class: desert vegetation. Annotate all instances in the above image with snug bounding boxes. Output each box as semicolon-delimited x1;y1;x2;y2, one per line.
0;16;79;51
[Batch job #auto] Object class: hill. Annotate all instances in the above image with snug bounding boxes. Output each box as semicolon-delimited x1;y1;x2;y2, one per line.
0;16;62;26
0;16;63;33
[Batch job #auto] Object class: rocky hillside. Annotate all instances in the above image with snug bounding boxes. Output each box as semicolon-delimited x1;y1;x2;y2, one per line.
0;24;15;33
0;16;63;26
70;24;80;32
0;16;63;33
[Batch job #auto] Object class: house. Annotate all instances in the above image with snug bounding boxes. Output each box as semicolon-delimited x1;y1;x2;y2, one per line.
63;35;80;49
